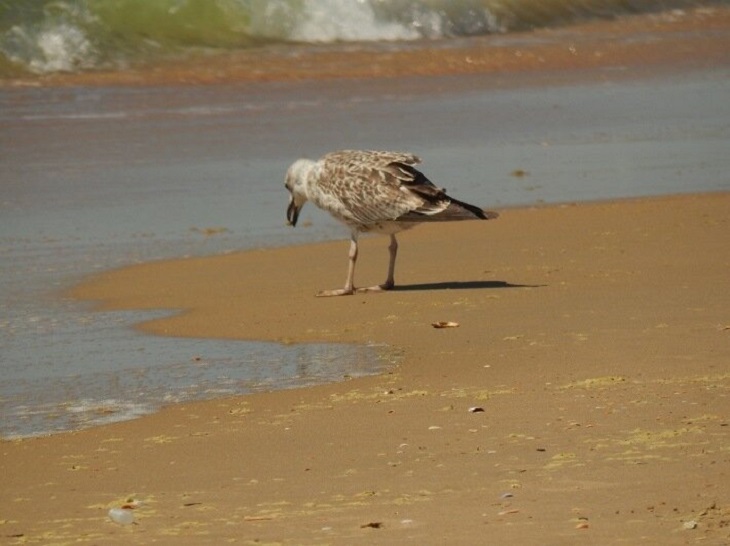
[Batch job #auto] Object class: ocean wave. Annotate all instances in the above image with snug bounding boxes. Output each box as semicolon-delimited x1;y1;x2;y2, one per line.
0;0;725;76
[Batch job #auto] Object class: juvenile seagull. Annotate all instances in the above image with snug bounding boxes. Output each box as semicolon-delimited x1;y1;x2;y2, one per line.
285;150;498;297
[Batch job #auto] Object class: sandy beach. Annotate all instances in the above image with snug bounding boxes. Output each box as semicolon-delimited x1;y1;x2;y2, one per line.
2;7;730;545
2;193;728;544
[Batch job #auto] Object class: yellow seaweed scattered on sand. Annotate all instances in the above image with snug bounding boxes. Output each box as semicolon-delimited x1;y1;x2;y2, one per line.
543;452;581;471
558;376;627;390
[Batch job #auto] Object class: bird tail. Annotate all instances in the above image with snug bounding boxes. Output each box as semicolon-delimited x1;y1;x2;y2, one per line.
398;199;499;222
447;197;499;220
444;197;499;221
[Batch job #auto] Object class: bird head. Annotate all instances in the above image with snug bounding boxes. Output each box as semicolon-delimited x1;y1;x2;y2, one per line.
285;158;315;227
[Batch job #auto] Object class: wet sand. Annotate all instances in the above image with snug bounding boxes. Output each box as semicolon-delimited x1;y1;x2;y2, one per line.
3;8;730;545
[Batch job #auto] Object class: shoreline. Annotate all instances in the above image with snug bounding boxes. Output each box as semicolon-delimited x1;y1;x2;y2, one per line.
3;193;728;544
67;191;730;346
66;189;730;345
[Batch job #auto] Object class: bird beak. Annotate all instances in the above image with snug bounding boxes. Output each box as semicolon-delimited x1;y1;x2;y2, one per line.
286;199;300;227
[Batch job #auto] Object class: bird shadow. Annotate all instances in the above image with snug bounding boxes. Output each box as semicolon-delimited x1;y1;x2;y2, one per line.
392;280;543;292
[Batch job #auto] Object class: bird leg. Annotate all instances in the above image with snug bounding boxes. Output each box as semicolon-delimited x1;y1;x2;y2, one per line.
355;233;397;293
383;234;398;289
386;233;398;288
316;233;398;297
316;234;359;297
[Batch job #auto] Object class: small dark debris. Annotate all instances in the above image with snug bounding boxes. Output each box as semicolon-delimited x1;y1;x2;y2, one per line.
361;522;383;529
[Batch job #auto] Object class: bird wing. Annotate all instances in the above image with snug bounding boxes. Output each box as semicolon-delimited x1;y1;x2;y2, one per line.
316;150;455;225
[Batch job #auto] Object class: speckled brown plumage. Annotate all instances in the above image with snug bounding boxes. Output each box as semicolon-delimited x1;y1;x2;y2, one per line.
285;150;498;296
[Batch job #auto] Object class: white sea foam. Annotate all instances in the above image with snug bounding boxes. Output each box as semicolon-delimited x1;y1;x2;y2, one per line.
6;22;97;74
3;399;154;439
65;399;155;425
22;112;130;121
31;23;95;73
290;0;420;42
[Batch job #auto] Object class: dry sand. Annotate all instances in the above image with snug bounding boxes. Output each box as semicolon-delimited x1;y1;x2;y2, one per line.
3;193;729;544
2;8;730;544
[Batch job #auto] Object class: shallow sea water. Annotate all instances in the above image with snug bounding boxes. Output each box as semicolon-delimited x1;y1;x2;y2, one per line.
1;66;728;438
0;233;392;439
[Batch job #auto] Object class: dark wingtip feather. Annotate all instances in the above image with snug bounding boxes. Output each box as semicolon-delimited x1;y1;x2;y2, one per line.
450;196;499;220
